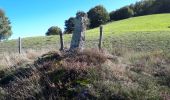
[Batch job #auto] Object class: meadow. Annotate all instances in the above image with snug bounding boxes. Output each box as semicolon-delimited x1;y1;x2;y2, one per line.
1;14;170;56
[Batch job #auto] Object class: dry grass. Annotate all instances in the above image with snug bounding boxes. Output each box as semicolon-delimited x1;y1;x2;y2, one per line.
0;48;170;99
0;48;112;99
61;48;109;70
0;49;56;70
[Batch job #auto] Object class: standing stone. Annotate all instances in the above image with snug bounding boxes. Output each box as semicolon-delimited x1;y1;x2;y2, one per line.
70;12;88;50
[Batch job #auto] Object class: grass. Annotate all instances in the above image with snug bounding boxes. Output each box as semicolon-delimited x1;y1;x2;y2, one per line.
0;48;170;99
87;13;170;34
1;14;170;56
0;14;170;99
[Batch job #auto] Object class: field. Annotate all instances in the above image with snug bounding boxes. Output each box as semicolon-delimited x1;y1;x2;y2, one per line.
0;14;170;99
1;14;170;56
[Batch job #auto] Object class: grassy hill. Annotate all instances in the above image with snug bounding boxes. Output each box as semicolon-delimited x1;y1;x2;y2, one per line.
0;14;170;99
88;14;170;34
1;14;170;55
1;14;170;56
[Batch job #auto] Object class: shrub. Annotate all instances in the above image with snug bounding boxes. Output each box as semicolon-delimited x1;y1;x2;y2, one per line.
45;26;62;36
87;5;110;28
64;17;75;34
110;6;134;21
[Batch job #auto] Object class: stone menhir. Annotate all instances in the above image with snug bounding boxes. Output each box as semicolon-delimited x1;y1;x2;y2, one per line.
70;12;88;50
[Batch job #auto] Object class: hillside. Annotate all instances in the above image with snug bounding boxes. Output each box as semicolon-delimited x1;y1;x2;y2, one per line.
0;14;170;99
0;14;170;54
1;14;170;55
87;14;170;34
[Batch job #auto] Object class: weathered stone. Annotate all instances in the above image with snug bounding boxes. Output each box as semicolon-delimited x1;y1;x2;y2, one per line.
70;12;88;50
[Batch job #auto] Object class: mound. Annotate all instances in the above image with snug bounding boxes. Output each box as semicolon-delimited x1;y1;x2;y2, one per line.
0;49;119;99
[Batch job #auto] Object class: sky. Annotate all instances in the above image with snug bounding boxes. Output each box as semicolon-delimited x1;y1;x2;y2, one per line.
0;0;139;39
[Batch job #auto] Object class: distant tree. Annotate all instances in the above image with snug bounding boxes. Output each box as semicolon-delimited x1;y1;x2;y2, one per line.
160;0;170;13
132;0;155;16
109;0;170;21
109;11;115;21
46;26;62;36
131;1;144;16
151;0;170;13
64;17;75;34
87;5;110;28
0;9;12;41
110;6;134;21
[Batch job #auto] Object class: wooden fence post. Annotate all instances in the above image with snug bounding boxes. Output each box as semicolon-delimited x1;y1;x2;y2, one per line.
18;37;21;54
59;33;64;51
99;26;103;50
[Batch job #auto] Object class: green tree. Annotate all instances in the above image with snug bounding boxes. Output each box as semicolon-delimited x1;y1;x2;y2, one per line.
110;6;134;21
132;0;155;16
87;5;110;28
46;26;62;36
64;17;75;34
152;0;170;13
0;9;12;41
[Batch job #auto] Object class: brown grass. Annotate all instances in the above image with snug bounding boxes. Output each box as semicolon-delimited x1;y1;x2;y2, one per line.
0;49;55;70
61;48;109;70
0;48;170;99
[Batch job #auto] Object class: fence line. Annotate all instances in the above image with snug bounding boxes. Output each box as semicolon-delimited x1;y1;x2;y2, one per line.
16;27;104;53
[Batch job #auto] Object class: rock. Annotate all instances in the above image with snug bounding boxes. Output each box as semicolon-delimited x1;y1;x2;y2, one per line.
70;12;88;50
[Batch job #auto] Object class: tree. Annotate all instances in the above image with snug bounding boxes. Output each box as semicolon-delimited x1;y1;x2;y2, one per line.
110;0;170;21
45;26;62;36
109;11;116;21
151;0;170;13
110;6;134;21
132;0;155;16
160;0;170;13
0;9;12;41
64;17;75;34
87;5;110;28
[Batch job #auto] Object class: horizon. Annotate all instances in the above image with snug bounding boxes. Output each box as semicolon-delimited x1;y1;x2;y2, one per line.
0;0;139;39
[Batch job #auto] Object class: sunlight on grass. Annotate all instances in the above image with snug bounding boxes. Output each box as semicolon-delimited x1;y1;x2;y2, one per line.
1;14;170;56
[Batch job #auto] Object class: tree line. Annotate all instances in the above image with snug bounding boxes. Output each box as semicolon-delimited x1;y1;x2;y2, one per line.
0;0;170;40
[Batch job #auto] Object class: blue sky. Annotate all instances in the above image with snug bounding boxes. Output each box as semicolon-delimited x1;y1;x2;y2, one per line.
0;0;139;39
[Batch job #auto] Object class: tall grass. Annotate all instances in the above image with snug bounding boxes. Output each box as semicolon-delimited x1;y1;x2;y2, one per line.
0;48;56;70
0;48;169;99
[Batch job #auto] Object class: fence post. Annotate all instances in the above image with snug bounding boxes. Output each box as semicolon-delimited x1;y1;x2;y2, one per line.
99;26;103;50
18;37;21;54
59;33;64;51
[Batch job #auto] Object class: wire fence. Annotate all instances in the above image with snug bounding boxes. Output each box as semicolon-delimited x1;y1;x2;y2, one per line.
0;27;104;57
1;30;170;58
